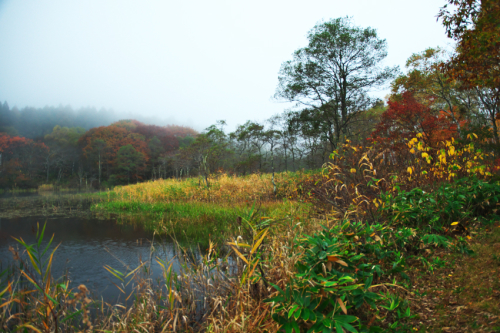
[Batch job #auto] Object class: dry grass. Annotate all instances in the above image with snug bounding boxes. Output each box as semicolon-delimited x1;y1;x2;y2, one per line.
110;172;305;205
37;184;55;191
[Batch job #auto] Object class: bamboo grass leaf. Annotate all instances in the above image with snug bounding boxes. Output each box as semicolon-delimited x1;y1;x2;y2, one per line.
229;246;249;265
109;280;125;294
15;324;43;333
0;281;11;298
26;249;41;276
227;242;251;248
20;270;59;305
251;228;269;255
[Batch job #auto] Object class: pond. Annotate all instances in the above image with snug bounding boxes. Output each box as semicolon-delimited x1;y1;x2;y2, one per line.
0;214;191;304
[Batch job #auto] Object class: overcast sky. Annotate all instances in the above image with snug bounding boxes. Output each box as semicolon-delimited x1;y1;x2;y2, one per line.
0;0;453;131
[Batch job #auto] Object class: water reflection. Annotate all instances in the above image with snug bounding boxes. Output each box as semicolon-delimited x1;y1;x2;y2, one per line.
0;216;188;304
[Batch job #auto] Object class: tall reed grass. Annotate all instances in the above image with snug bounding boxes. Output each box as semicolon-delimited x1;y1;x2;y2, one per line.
93;171;313;245
108;172;306;205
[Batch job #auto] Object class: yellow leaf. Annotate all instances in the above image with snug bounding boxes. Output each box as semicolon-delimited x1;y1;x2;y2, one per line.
227;242;251;248
230;246;249;265
250;228;269;255
407;167;412;175
350;168;356;173
422;152;429;158
451;222;459;226
410;149;415;154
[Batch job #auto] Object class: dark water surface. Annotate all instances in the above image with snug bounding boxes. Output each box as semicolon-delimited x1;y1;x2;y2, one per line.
0;215;185;303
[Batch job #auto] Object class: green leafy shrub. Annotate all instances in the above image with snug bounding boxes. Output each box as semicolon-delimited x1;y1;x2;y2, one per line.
379;177;500;253
265;220;413;333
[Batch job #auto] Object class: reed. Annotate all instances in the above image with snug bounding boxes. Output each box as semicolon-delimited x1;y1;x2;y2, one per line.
92;171;313;245
106;171;307;205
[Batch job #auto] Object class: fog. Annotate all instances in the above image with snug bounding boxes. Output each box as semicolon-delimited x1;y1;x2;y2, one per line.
0;0;452;131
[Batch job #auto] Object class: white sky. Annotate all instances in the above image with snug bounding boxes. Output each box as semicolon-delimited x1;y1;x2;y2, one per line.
0;0;453;132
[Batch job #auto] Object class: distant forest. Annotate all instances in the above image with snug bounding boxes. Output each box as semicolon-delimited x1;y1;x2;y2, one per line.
1;19;499;190
0;102;198;188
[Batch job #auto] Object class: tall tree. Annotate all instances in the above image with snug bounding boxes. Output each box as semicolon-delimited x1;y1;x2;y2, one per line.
438;0;500;144
438;0;500;90
275;17;398;148
392;47;477;135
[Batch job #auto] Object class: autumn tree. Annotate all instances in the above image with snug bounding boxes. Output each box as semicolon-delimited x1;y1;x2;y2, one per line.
438;0;500;144
275;17;398;148
79;126;126;185
392;47;477;135
0;134;48;188
439;0;500;90
370;91;457;151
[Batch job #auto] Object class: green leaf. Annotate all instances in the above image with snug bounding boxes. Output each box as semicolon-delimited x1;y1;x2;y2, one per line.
319;251;327;260
37;222;46;248
288;304;298;319
338;321;358;333
335;321;344;333
302;308;310;321
364;275;373;290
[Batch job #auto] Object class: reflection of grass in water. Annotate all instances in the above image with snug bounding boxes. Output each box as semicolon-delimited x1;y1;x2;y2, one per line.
0;192;105;219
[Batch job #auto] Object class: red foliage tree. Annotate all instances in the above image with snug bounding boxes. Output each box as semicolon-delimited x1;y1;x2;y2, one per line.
370;92;459;150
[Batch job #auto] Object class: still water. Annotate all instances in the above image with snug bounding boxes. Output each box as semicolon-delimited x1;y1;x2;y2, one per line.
0;215;187;303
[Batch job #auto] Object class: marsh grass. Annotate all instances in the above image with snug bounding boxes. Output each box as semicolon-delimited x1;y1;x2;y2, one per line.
92;171;313;245
105;172;307;205
94;199;312;246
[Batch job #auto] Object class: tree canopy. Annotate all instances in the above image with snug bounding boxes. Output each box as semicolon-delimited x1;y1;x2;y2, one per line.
275;17;398;148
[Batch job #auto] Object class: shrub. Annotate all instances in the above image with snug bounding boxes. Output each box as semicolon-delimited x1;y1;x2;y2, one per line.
265;220;414;333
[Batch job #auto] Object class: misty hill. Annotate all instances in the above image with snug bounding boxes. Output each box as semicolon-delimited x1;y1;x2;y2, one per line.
0;101;187;139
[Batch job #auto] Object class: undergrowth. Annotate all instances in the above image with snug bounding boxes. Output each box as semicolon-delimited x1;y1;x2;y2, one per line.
1;133;499;332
